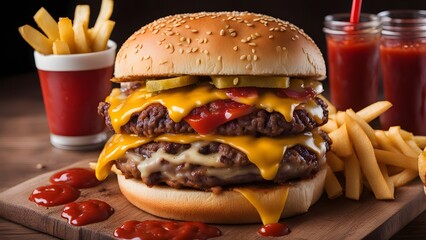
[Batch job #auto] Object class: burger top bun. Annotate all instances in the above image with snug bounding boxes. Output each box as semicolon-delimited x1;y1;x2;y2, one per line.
113;11;326;82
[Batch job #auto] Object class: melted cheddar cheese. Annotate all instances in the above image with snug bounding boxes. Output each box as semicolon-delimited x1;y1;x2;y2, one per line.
105;82;324;134
234;186;289;225
95;131;327;181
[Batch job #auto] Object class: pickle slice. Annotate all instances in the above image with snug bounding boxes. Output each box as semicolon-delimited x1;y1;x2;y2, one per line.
146;76;198;92
211;76;290;89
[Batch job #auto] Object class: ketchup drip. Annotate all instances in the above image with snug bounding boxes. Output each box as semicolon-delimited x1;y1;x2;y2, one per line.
62;199;114;226
258;223;291;237
113;220;222;240
29;184;80;207
49;167;101;189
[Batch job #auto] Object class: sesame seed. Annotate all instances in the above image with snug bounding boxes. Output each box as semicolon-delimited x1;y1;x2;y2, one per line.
252;49;256;53
179;49;184;54
203;50;209;55
229;29;236;33
269;35;274;39
206;31;212;35
191;47;198;52
241;39;247;43
248;42;257;46
233;46;238;51
191;29;198;33
220;29;225;36
246;37;252;41
240;55;247;60
253;55;258;61
246;63;252;69
230;32;237;37
247;23;254;27
153;29;159;34
255;33;260;37
157;41;162;45
159;60;168;65
282;47;287;51
180;37;186;41
218;56;222;61
187;38;191;44
185;25;190;29
196;58;201;65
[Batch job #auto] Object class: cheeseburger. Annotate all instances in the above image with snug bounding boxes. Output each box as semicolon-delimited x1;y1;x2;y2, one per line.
95;11;332;225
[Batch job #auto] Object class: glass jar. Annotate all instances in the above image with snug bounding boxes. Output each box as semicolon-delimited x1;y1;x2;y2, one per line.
378;10;426;135
323;13;381;111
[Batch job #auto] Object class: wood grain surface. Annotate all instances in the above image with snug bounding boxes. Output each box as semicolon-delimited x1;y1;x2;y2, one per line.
0;158;425;240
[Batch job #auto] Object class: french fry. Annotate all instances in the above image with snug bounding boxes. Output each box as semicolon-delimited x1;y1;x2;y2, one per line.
388;126;419;158
58;17;75;54
379;163;394;198
418;147;426;187
89;0;114;42
328;124;353;157
346;109;378;148
18;25;53;55
324;165;343;199
73;4;91;30
344;153;362;200
414;136;426;149
356;101;392;123
92;20;115;52
321;119;338;133
345;114;393;200
374;149;418;171
74;22;92;53
390;169;419;188
33;7;59;41
375;130;400;153
52;39;70;54
326;151;344;172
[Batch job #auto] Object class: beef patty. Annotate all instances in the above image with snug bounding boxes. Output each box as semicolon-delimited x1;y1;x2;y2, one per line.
98;97;328;138
115;130;332;191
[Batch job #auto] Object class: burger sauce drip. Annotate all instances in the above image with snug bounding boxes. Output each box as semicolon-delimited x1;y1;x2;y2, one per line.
258;223;290;237
62;199;114;226
29;184;80;207
113;220;222;240
49;167;101;189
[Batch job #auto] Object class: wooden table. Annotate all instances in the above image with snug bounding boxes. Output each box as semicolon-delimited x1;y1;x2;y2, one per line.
0;72;425;239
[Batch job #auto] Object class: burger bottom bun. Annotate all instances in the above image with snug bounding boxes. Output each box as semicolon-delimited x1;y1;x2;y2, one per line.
116;166;327;224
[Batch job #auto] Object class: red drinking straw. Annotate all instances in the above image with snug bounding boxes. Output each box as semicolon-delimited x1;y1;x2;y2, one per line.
350;0;362;23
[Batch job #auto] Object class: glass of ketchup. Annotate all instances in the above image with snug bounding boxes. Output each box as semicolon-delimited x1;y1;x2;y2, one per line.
323;13;382;111
378;10;426;135
33;40;116;150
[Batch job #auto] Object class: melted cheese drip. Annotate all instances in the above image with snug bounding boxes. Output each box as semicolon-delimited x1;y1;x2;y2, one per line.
234;186;289;225
106;82;324;134
95;131;327;181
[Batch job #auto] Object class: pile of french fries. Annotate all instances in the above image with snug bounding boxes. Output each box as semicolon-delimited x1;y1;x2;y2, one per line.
319;96;426;200
18;0;115;55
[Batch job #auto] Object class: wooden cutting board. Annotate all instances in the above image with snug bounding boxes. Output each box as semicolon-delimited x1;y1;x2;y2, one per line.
0;159;425;240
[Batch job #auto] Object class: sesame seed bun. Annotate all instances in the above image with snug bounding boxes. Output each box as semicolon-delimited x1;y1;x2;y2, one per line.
114;166;326;224
113;11;326;82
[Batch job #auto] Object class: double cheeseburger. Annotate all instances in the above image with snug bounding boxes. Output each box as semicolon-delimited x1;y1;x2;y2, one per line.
95;11;332;225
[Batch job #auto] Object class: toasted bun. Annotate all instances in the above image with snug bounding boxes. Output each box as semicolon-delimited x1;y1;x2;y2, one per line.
115;166;326;224
114;11;326;82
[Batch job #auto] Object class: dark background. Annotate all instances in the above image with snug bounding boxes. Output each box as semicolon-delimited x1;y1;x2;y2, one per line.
3;0;425;79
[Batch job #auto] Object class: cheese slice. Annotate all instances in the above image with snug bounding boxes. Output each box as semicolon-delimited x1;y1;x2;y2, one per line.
106;82;324;134
95;131;327;181
234;186;289;225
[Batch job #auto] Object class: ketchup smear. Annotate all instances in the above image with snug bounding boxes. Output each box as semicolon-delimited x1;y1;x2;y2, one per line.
28;184;80;207
49;167;101;189
62;199;114;226
113;220;222;240
258;223;291;237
